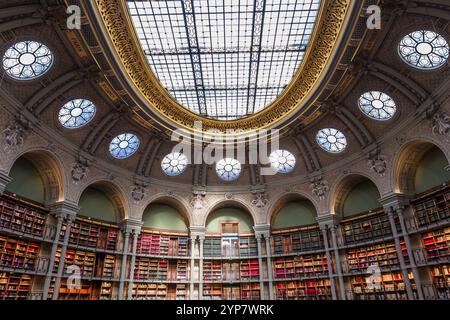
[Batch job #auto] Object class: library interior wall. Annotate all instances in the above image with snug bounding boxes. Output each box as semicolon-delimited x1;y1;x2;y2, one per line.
206;208;253;233
414;146;450;194
272;200;317;229
78;187;118;223
342;180;381;217
142;203;188;231
5;157;45;204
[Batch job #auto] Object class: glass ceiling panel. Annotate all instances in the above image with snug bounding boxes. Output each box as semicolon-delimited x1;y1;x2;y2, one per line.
127;0;320;120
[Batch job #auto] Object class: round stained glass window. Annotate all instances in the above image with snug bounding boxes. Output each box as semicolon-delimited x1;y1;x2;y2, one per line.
269;150;296;173
216;158;241;181
358;91;396;121
109;133;140;159
316;128;347;154
58;99;96;128
398;30;449;69
3;41;53;80
161;152;188;176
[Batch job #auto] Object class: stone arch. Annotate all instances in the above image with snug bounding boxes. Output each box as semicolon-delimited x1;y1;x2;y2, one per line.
7;148;65;203
392;138;450;195
267;191;319;226
202;198;256;230
330;173;382;217
140;194;192;228
76;180;129;221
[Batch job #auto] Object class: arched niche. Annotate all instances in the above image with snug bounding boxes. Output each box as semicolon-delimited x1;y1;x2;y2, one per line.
394;140;450;195
6;150;64;204
271;198;317;230
206;206;254;234
78;182;126;223
142;203;188;232
414;146;450;194
334;175;381;218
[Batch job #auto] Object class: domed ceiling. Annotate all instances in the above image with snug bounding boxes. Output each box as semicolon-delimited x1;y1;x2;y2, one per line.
126;0;321;120
87;0;357;133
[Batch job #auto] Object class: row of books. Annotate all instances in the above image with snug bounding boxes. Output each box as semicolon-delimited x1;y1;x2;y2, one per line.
134;258;188;281
60;221;118;251
0;196;46;237
275;280;332;300
203;237;258;258
137;233;189;257
131;283;187;300
0;236;40;271
413;188;450;228
272;228;323;255
203;284;260;300
273;254;328;279
203;260;260;281
0;272;33;300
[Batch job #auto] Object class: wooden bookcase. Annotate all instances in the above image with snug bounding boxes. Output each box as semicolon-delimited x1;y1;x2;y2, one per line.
137;231;189;257
421;227;450;262
431;264;450;298
0;235;40;271
349;271;415;300
345;242;403;273
131;283;168;300
271;226;324;255
202;284;260;300
54;248;96;277
0;194;47;237
342;209;392;244
412;185;450;228
0;272;33;300
58;279;92;300
134;257;168;281
275;279;332;300
60;217;118;251
273;254;328;279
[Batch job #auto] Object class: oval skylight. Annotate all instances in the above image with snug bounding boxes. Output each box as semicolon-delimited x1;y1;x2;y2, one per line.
126;0;321;120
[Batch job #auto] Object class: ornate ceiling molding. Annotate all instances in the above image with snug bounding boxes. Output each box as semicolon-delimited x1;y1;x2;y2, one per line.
87;0;358;134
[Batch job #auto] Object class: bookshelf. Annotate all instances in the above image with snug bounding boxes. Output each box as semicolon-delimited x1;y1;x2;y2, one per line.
275;279;332;300
54;248;96;277
99;281;113;300
58;279;92;300
239;237;258;257
204;238;222;257
203;260;222;281
421;227;450;262
240;259;260;280
273;254;328;279
345;242;402;273
0;194;47;237
98;254;116;278
412;185;450;228
203;284;260;300
60;218;118;251
137;231;189;257
134;257;168;281
271;226;324;255
0;272;33;300
342;209;392;244
131;283;168;300
240;283;260;300
0;235;40;271
349;271;415;300
167;284;188;300
431;265;450;298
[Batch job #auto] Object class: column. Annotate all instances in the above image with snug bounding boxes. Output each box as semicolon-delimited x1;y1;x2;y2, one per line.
396;207;424;300
263;233;274;300
0;170;12;195
189;236;196;300
50;201;79;300
386;207;415;299
320;225;337;300
42;214;63;300
198;235;204;300
118;231;130;300
256;235;264;299
52;217;75;300
330;225;346;300
127;231;140;299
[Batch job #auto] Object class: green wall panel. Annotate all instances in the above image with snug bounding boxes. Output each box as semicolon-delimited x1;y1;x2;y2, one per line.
343;180;380;217
272;200;317;229
206;208;253;233
415;146;450;194
6;158;45;204
142;204;187;231
79;187;117;223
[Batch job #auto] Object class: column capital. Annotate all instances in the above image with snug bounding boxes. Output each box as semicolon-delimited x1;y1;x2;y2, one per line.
316;213;340;229
49;200;79;222
120;218;143;235
0;170;12;195
253;224;271;239
189;226;206;239
379;192;412;211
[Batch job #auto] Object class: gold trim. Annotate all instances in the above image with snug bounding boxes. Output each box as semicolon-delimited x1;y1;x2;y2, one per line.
91;0;354;133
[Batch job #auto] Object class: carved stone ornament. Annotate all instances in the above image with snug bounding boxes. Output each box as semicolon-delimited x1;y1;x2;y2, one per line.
190;194;206;210
310;176;329;201
251;193;268;208
131;184;147;203
432;112;450;136
71;162;89;184
367;154;387;176
3;122;26;149
225;193;233;200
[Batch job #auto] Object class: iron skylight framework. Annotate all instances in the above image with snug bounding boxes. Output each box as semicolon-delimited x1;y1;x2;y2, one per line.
127;0;320;120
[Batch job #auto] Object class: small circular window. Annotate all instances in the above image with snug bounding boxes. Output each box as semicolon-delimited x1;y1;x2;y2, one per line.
58;99;96;128
109;133;140;159
358;91;396;121
161;152;188;176
316;128;347;154
3;41;53;80
216;158;241;181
